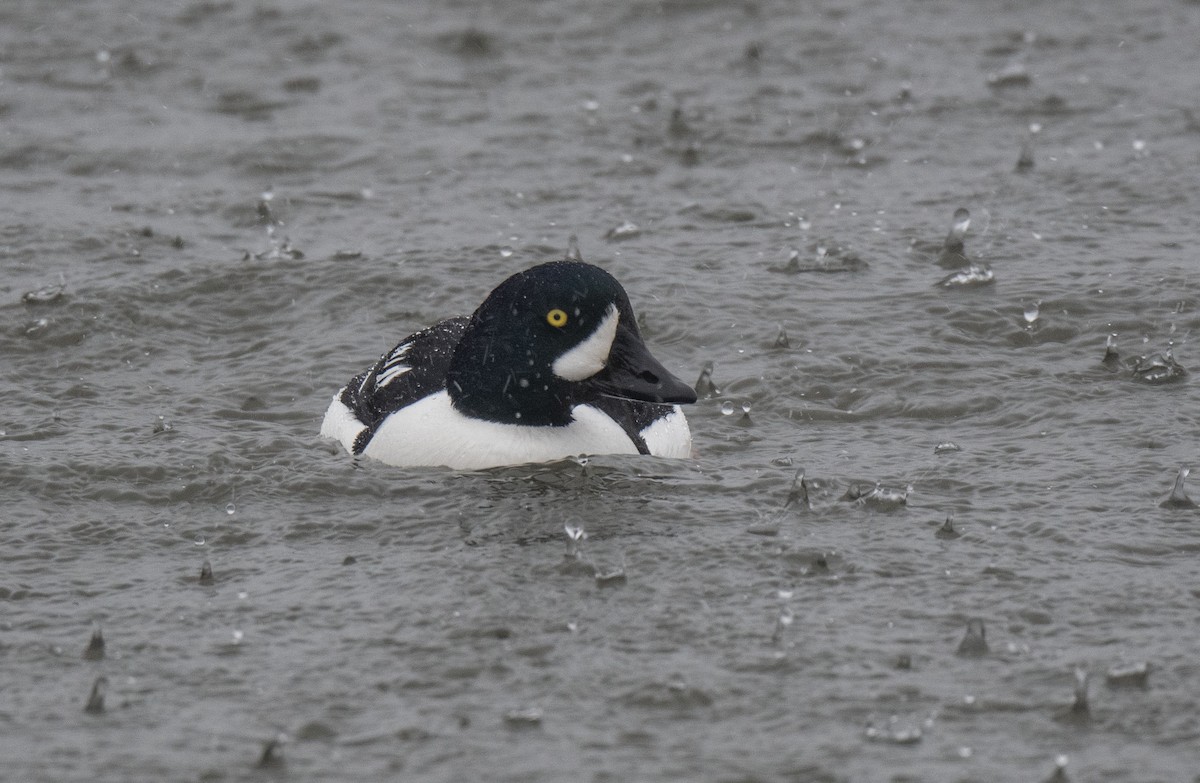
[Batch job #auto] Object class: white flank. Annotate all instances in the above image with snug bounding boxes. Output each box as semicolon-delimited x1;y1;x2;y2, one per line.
639;406;693;458
320;390;368;452
552;304;619;381
363;393;640;469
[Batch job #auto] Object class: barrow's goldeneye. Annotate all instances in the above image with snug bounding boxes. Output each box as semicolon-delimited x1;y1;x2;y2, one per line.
320;259;696;469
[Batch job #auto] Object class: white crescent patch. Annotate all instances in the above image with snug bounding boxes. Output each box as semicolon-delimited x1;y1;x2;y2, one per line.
552;304;619;381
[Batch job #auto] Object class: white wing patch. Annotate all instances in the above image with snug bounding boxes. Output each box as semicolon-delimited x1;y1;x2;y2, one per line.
552;304;619;381
374;343;412;388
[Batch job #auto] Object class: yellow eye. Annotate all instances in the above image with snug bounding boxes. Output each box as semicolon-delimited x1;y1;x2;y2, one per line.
546;308;568;328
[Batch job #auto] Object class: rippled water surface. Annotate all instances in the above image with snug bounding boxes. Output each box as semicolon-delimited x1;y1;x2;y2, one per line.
3;1;1200;781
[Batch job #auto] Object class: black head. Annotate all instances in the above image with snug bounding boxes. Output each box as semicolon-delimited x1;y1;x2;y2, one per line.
445;261;696;425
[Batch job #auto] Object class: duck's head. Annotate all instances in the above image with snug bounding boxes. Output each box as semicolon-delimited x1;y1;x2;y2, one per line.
446;261;696;425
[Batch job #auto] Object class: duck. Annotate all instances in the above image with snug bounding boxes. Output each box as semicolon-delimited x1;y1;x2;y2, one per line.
320;259;696;469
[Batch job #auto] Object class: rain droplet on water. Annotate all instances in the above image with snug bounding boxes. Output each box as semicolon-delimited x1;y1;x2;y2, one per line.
1023;300;1041;325
225;502;236;516
720;401;735;416
194;535;205;546
500;246;514;258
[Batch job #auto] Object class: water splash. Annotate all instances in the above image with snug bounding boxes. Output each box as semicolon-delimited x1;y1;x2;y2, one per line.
1131;344;1186;384
563;522;587;557
935;207;971;268
937;262;994;288
257;733;287;768
564;235;583;262
1044;755;1070;783
503;707;544;727
83;622;106;661
83;675;108;715
936;515;961;540
694;362;721;398
1160;466;1197;509
1102;332;1120;367
22;274;67;305
955;618;988;657
842;482;910;510
605;221;641;241
1105;661;1150;687
1060;667;1090;723
864;714;924;745
1016;135;1035;172
784;469;811;511
1023;300;1041;327
594;560;627;588
771;607;794;645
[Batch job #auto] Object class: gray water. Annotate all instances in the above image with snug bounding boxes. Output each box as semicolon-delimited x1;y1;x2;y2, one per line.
3;1;1199;781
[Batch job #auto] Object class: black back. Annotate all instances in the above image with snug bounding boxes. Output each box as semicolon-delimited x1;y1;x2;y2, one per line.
338;317;468;453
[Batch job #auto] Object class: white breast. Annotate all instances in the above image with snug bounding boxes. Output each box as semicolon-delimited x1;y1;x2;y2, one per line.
640;406;693;458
